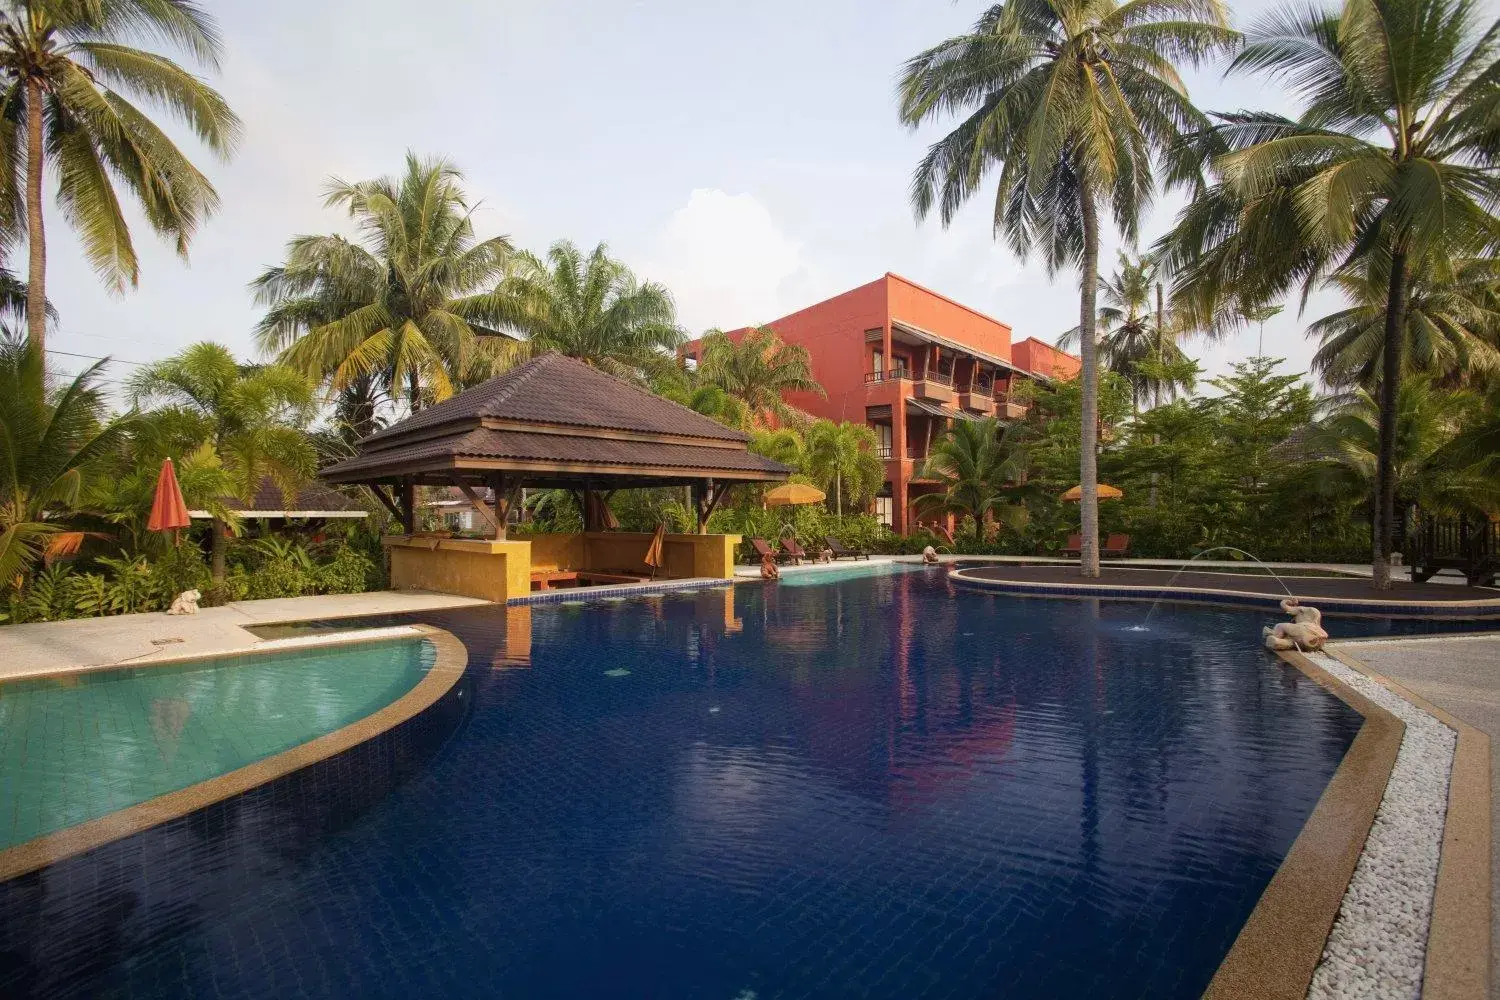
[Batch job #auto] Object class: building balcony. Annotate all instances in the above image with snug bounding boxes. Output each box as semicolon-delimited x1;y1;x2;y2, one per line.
996;394;1028;420
864;369;912;385
958;384;993;413
875;445;893;460
914;370;955;403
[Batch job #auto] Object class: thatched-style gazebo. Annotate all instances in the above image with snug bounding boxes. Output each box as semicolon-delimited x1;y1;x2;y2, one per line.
321;353;790;601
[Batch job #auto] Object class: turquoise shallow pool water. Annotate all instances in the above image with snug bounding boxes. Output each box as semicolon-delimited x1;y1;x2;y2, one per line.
775;561;925;586
0;637;434;852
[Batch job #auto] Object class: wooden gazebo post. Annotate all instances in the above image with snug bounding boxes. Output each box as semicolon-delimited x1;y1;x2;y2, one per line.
400;476;415;534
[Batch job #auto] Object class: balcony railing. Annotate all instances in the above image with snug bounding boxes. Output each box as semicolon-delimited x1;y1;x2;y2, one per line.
964;382;994;398
923;370;955;387
875;445;893;459
865;369;912;384
906;445;927;461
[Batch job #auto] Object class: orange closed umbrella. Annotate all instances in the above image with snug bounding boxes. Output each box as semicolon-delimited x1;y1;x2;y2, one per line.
644;522;666;579
148;458;192;543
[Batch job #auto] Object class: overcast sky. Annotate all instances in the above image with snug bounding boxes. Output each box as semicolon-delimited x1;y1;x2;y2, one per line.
42;0;1454;394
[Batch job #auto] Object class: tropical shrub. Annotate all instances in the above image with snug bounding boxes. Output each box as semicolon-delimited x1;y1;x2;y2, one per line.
316;543;380;595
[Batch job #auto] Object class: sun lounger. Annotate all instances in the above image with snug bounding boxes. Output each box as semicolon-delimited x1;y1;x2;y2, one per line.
781;537;808;564
751;537;788;564
1102;534;1131;558
1062;533;1082;556
824;536;869;560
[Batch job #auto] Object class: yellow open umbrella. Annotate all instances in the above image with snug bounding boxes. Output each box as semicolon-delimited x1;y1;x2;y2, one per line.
764;482;826;507
1061;483;1123;501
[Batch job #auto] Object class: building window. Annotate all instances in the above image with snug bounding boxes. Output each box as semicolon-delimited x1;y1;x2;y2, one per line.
874;496;893;527
683;352;698;372
871;422;893;459
871;349;884;375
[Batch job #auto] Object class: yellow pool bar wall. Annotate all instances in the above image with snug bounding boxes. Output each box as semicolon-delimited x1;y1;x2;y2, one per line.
385;532;742;603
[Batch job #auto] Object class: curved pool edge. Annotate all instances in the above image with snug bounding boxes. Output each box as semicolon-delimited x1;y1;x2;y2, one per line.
1203;650;1404;999
945;565;1500;619
0;625;468;883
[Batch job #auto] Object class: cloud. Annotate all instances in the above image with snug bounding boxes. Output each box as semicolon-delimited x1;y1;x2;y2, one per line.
644;189;817;333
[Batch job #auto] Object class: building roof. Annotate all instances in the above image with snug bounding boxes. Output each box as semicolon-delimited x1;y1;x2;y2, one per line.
906;398;982;422
322;353;792;489
361;351;748;446
891;319;1040;380
190;477;368;519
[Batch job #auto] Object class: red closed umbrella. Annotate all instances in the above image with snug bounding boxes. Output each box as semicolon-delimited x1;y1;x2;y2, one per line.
148;458;192;543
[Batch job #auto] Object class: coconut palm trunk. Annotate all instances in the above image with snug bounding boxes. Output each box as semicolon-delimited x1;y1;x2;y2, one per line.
210;517;228;585
24;77;45;354
1373;250;1408;589
1077;181;1102;578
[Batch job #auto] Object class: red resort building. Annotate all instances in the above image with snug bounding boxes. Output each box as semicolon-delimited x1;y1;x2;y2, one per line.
680;273;1080;534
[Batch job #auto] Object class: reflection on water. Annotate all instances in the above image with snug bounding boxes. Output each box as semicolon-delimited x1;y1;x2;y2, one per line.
1;576;1367;1000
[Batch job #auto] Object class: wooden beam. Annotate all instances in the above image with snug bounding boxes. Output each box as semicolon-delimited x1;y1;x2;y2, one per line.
501;482;522;535
367;484;404;524
450;474;501;535
400;476;416;533
700;479;731;532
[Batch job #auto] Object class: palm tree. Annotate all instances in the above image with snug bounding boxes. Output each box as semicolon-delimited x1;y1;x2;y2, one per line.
803;420;884;516
1306;377;1500;518
0;0;240;354
494;240;684;381
898;0;1236;576
697;325;825;427
0;335;129;588
1060;252;1196;410
915;418;1030;540
127;343;317;588
253;153;516;413
1310;260;1500;390
1164;0;1500;587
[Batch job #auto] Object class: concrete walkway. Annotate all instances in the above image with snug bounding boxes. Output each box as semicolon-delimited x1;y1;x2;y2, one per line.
1333;633;1500;997
0;590;489;682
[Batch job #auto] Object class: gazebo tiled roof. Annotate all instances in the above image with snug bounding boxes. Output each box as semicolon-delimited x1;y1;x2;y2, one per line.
321;353;791;489
189;477;367;519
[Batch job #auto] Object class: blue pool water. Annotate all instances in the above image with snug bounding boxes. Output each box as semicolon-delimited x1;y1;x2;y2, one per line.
1;572;1371;998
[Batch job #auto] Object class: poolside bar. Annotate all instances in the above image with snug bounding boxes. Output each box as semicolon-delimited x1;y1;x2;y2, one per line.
320;353;792;602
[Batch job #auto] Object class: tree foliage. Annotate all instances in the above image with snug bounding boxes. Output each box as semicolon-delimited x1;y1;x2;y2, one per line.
0;0;239;351
253;153;517;414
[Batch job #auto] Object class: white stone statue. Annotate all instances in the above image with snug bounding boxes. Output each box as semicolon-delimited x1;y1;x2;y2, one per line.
1262;598;1328;652
167;589;202;615
922;545;940;565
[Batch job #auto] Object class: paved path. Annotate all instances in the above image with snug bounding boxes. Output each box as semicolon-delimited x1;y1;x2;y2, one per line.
1334;634;1500;997
0;590;490;681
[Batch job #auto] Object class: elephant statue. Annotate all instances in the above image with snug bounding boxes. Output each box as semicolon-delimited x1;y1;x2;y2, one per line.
1262;598;1328;652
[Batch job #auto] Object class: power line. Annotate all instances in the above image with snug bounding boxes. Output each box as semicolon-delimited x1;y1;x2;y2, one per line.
45;348;150;367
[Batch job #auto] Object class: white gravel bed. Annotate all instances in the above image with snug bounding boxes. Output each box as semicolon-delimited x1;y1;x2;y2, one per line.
1304;651;1457;1000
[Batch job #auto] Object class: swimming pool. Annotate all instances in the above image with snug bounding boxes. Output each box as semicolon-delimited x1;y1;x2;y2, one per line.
2;573;1370;998
0;637;437;854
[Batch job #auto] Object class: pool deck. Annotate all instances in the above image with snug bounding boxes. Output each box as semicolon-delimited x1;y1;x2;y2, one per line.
0;590;490;682
1328;633;1500;998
